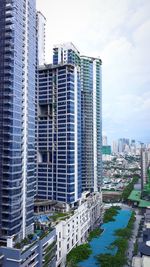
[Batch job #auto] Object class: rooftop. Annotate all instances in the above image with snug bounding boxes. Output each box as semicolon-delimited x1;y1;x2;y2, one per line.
139;200;150;208
53;42;80;54
128;189;150;208
128;190;141;202
81;55;102;63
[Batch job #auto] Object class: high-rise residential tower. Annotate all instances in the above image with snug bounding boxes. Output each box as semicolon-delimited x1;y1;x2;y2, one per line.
112;140;118;154
0;0;36;247
37;62;82;205
37;43;102;206
102;135;108;146
141;146;149;190
81;56;102;192
53;43;103;192
36;11;46;65
53;42;80;66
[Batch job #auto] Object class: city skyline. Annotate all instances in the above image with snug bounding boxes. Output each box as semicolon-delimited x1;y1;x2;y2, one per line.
0;1;150;266
37;0;150;143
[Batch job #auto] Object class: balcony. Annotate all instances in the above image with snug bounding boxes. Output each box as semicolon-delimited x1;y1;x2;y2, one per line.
4;62;14;68
5;9;13;15
5;3;13;10
5;17;14;24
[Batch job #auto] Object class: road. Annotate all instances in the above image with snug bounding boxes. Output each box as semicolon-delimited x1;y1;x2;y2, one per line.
124;210;142;267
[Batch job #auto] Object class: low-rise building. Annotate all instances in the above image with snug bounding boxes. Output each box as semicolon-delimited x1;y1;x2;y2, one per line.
55;192;102;267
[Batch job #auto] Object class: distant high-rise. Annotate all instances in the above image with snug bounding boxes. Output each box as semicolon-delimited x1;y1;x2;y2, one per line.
0;0;36;247
36;11;46;65
118;138;123;153
81;56;102;192
102;135;108;146
141;146;149;189
112;140;118;154
53;42;80;66
37;62;82;205
118;138;129;153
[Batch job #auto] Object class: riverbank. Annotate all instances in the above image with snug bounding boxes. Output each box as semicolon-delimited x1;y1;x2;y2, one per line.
66;244;92;267
78;208;132;267
103;206;121;223
96;211;135;267
66;228;103;267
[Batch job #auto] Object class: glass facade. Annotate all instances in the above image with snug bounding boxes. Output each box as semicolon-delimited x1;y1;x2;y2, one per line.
0;0;36;245
38;43;102;201
53;44;102;192
36;11;46;66
37;64;81;204
81;56;102;192
53;43;81;66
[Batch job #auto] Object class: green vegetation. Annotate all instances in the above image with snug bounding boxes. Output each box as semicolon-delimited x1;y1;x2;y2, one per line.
50;212;72;222
66;227;103;266
96;237;128;267
40;230;51;240
15;242;21;249
115;212;135;239
15;229;53;251
114;174;121;178
15;237;29;249
96;253;126;267
122;176;138;201
28;234;34;240
67;244;92;267
21;240;37;254
88;228;103;242
103;206;121;223
96;212;135;267
45;241;56;255
43;241;56;267
133;239;138;255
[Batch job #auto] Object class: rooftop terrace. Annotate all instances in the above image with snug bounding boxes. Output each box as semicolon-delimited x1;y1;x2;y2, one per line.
128;190;150;208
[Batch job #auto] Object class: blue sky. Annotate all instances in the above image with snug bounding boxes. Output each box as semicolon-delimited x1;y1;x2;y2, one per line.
37;0;150;144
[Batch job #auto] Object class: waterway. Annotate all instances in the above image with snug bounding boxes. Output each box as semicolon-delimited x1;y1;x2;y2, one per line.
78;209;132;267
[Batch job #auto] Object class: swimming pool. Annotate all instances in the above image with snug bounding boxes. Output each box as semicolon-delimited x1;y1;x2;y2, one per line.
78;209;131;267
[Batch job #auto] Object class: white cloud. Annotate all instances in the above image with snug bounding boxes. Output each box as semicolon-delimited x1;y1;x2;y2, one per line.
37;0;150;141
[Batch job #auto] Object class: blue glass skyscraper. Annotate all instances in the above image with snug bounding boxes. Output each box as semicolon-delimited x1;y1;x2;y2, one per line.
0;0;36;247
37;43;102;206
52;44;102;192
37;62;82;205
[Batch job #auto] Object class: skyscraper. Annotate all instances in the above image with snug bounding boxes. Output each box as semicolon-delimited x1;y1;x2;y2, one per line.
118;138;130;153
53;43;103;193
37;62;82;205
0;0;36;247
112;140;118;154
81;56;102;192
53;42;80;66
102;135;108;146
141;146;149;190
37;43;102;206
36;11;46;65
